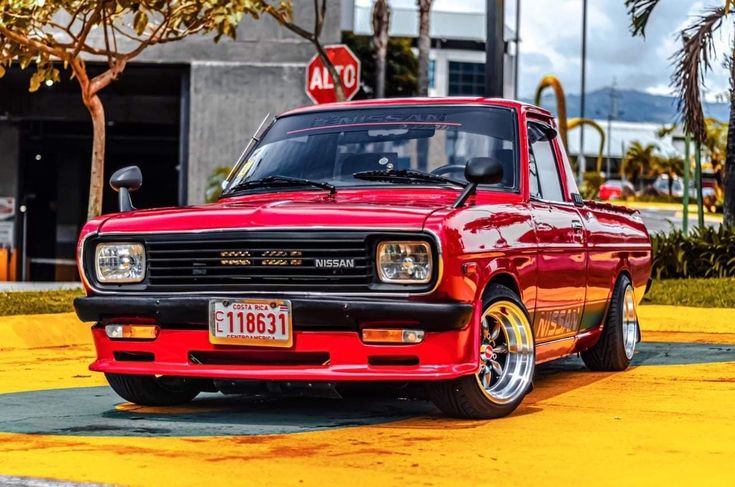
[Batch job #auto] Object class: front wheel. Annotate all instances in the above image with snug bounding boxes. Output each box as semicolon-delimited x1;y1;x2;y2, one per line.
105;373;201;406
427;284;535;419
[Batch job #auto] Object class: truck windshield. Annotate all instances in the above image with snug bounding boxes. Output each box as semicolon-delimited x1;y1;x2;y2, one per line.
224;105;518;195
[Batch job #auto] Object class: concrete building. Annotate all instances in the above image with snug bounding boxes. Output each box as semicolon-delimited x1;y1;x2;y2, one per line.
0;2;341;280
566;119;679;178
344;0;516;98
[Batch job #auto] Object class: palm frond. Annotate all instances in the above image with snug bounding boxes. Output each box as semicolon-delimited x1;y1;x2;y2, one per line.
625;0;661;37
672;7;726;143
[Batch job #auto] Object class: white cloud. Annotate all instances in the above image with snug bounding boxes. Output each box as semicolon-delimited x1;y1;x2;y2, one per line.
513;0;732;100
356;0;733;101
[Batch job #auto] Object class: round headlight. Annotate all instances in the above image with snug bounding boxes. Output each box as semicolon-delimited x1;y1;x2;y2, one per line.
95;243;146;283
376;241;433;284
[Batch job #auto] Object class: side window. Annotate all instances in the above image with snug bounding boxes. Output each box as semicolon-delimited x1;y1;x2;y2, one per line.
528;123;565;203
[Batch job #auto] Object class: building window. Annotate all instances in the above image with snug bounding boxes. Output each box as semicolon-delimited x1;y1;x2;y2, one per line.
448;61;485;96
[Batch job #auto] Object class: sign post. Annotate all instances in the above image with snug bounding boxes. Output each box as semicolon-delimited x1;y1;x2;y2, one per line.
306;45;361;104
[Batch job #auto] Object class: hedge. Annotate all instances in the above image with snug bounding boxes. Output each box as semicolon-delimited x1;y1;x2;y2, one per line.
651;226;735;280
0;289;83;317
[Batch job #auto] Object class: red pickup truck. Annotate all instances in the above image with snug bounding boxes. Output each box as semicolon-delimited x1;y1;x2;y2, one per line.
75;98;652;419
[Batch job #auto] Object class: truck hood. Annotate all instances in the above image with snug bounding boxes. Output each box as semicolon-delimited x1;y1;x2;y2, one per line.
98;189;463;234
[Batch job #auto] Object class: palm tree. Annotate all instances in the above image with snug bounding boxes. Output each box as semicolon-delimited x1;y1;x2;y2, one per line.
625;0;735;226
622;141;659;190
416;0;433;96
373;0;391;98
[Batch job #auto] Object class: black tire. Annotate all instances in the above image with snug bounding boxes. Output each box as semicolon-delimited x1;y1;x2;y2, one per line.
581;274;637;371
105;373;201;406
427;284;535;419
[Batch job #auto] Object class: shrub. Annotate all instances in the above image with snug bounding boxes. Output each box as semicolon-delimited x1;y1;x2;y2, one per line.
651;226;735;279
0;289;83;317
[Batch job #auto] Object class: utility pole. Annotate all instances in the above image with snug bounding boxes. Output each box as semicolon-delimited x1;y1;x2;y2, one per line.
695;142;705;228
606;79;620;180
579;0;588;185
513;0;521;99
485;0;506;98
683;133;690;234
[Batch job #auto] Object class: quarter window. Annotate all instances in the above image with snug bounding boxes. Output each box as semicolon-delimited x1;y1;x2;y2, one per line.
528;123;565;202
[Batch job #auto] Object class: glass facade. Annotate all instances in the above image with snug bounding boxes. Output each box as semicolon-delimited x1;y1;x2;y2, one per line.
448;61;486;96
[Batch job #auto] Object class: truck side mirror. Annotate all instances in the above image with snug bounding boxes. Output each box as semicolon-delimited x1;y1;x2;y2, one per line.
110;166;142;212
453;157;504;208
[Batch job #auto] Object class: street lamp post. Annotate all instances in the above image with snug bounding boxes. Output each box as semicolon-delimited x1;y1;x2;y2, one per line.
514;0;521;99
579;0;588;185
485;0;505;98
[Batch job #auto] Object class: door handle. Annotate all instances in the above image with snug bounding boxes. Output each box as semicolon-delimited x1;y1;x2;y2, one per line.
571;220;584;230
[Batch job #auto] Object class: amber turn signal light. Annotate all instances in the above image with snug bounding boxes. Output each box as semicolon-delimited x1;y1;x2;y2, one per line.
105;324;159;340
362;329;425;344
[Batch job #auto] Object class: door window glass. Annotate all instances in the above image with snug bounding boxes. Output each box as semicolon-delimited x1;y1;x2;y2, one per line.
528;123;565;202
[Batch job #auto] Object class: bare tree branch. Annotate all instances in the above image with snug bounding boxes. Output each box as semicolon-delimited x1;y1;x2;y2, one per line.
0;24;67;61
70;2;104;59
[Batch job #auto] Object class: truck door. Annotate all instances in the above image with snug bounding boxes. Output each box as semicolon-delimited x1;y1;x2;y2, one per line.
526;122;588;346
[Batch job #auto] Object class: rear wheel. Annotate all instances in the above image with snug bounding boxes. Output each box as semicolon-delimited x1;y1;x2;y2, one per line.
427;284;535;419
105;373;201;406
581;274;638;371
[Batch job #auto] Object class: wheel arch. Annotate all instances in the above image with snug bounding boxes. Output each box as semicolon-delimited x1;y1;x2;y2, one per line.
481;272;521;301
477;255;532;309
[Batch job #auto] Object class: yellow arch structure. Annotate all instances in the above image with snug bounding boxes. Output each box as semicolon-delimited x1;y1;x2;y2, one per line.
534;75;606;175
534;75;568;150
568;118;606;174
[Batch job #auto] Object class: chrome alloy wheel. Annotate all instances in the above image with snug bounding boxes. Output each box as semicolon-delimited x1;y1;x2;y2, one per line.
622;285;638;360
476;301;535;405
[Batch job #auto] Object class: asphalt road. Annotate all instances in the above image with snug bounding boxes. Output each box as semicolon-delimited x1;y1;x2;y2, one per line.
0;311;734;486
637;207;720;234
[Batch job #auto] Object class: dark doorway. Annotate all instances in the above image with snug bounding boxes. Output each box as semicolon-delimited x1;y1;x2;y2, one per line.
4;64;186;281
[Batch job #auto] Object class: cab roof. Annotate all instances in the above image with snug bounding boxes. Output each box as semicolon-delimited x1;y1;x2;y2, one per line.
279;97;553;119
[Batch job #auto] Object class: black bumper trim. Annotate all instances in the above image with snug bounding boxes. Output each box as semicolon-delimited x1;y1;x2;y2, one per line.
74;296;473;332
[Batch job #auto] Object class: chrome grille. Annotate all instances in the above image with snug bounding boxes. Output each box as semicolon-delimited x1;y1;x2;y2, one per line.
143;231;372;292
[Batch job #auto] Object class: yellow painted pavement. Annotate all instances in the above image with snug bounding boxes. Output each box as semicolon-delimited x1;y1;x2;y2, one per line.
0;308;733;486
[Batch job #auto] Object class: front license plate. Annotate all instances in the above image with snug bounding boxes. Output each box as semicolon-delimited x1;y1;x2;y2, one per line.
209;299;293;347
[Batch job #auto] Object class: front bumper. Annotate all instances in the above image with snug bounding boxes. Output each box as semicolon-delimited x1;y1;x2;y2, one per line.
76;296;478;381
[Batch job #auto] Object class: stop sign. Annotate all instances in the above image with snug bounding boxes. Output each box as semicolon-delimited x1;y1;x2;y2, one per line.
305;45;361;104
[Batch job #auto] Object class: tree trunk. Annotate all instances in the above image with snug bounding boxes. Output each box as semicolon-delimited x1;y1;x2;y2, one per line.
724;49;735;227
314;40;346;102
417;0;432;96
373;0;390;98
85;94;106;220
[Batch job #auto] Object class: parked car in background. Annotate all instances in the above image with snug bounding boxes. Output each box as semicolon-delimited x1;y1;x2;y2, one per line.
74;98;652;420
652;174;717;211
599;180;635;201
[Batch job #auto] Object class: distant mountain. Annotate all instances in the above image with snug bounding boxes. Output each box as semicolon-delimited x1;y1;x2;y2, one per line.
525;88;729;124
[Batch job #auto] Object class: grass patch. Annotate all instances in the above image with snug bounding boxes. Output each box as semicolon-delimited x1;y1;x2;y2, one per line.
642;278;735;308
0;279;732;316
0;289;84;316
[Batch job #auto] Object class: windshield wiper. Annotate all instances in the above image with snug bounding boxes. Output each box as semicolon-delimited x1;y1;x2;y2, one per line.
352;169;467;188
226;175;336;196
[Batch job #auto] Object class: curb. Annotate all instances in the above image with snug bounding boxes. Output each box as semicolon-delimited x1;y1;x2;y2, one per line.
0;313;90;351
638;305;734;334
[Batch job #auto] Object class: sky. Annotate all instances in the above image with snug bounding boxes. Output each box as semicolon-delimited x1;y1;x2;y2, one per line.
358;0;733;100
